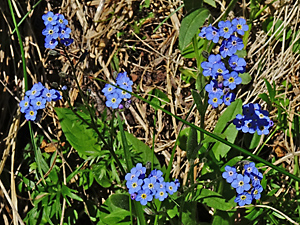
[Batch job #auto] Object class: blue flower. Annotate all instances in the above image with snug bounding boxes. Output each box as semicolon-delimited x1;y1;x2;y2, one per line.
242;119;257;134
250;167;263;186
256;124;270;135
135;163;146;179
201;61;214;77
227;35;244;55
208;92;223;108
232;18;249;36
59;27;71;39
244;162;256;176
222;166;237;183
52;90;62;101
149;169;164;182
105;93;122;109
228;55;246;72
251;185;263;200
131;193;137;200
212;62;229;79
205;26;220;43
233;114;245;130
44;38;58;49
116;87;132;100
174;179;180;188
19;96;31;113
231;174;251;194
31;97;46;110
166;182;178;195
255;108;269;120
24;107;38;121
125;169;141;181
25;83;44;99
126;177;143;194
42;25;59;39
116;72;133;88
223;92;235;106
223;71;242;90
234;192;252;206
102;84;116;97
60;38;74;46
56;14;68;28
42;89;58;102
143;177;157;194
136;189;153;205
220;40;233;58
155;188;168;201
242;103;255;118
205;80;223;97
199;25;209;38
42;12;58;26
218;20;234;38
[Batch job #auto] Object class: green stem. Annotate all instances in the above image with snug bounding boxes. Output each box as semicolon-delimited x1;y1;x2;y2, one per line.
61;46;126;176
8;0;45;181
152;114;156;171
11;0;43;34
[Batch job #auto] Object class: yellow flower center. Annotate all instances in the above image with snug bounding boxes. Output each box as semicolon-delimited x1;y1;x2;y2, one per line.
132;183;137;188
24;102;28;106
159;191;164;196
213;98;218;103
29;111;35;116
240;195;246;200
48;17;52;21
59;19;63;23
237;24;242;30
223;27;229;32
148;183;153;189
111;98;116;103
229;77;234;83
46;93;51;97
49;30;53;34
37;101;41;106
254;190;258;195
217;69;223;73
239;181;244;186
141;194;147;199
169;186;173;190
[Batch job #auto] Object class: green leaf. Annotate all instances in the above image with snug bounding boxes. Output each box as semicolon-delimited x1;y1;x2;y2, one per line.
118;131;161;169
195;189;234;211
258;93;272;106
212;211;231;225
263;79;275;102
183;0;204;13
249;132;262;149
55;107;101;156
61;185;83;202
220;156;244;171
179;67;197;83
235;49;247;58
179;8;210;50
92;163;112;188
187;127;199;161
181;38;205;59
181;201;198;225
210;99;243;160
204;0;216;7
239;73;252;85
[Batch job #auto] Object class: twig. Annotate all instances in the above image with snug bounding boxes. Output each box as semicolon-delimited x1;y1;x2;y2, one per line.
0;179;25;225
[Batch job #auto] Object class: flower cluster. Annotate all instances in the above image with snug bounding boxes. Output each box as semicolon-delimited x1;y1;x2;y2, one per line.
222;162;263;206
125;163;180;205
42;12;74;49
19;82;61;121
233;103;273;135
102;72;133;109
199;18;249;107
